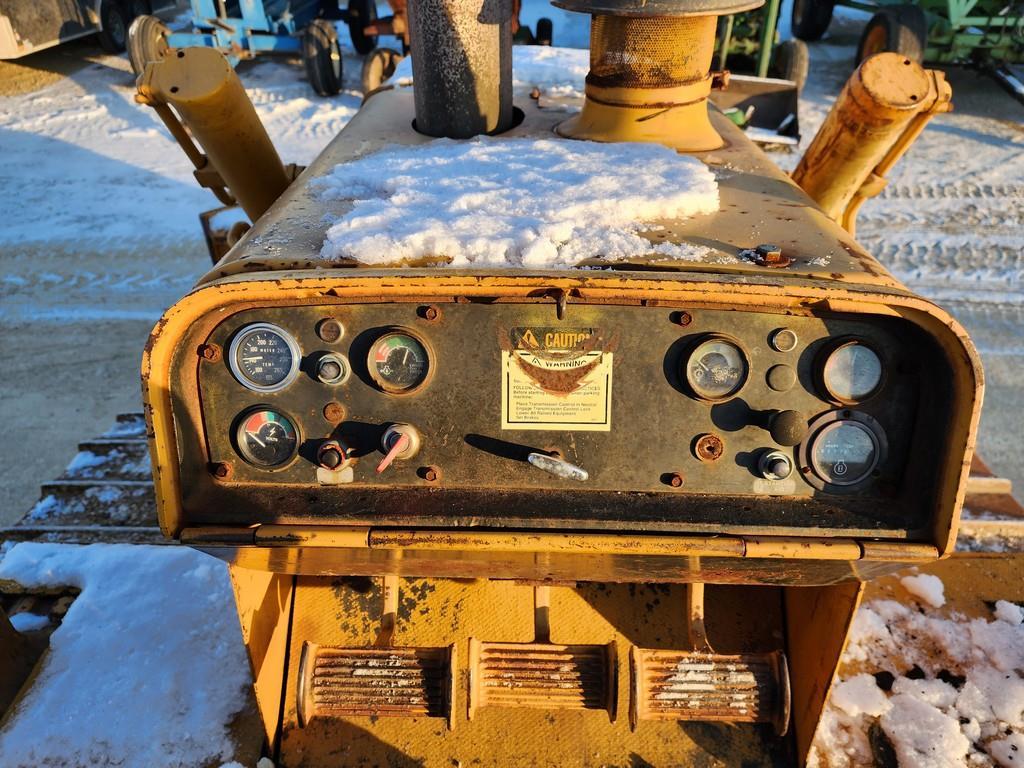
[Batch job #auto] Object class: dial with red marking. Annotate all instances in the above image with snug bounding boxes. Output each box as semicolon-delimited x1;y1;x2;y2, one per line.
368;331;429;392
235;409;298;467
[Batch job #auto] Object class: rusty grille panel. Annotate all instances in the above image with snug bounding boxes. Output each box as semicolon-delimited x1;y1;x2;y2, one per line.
631;648;790;733
587;15;715;88
468;640;616;719
298;643;454;726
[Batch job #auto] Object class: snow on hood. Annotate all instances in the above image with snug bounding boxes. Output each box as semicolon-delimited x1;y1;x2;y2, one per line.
315;137;719;268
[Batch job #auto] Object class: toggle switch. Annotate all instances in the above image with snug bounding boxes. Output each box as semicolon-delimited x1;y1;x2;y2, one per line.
376;424;421;473
758;450;793;481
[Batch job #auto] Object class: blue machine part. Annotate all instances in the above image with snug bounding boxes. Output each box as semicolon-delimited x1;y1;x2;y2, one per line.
167;0;323;64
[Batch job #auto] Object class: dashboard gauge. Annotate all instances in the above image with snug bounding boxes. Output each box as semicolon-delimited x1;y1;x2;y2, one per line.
228;323;301;392
368;331;430;393
234;409;298;467
684;336;748;401
820;340;883;403
799;410;887;490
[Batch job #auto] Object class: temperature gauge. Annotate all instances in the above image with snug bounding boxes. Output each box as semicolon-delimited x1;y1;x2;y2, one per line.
234;409;298;467
228;323;301;392
368;331;430;393
684;336;748;401
820;340;883;403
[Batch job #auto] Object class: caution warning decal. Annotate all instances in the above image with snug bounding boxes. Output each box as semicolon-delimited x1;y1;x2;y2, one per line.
500;327;614;431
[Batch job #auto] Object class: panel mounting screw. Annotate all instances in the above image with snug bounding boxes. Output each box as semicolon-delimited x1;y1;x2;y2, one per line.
323;402;346;422
198;343;221;362
673;311;693;327
667;472;685;488
420;465;441;483
419;305;442;322
694;434;725;462
209;461;233;479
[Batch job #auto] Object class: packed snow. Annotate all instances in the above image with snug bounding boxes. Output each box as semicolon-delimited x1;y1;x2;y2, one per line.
0;543;253;767
808;575;1024;768
900;572;947;608
317;137;719;267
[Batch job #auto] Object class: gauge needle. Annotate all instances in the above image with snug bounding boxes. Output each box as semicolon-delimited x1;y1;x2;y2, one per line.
402;348;410;365
247;431;266;447
376;434;410;474
243;357;262;363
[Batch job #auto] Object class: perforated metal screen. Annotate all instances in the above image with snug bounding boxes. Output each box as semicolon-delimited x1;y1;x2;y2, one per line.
587;15;716;88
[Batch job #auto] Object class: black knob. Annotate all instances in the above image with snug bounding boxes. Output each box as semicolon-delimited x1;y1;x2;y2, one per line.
320;448;343;469
769;410;807;447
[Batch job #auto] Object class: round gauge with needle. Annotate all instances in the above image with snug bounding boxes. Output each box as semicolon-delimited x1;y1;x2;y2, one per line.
234;409;298;467
820;340;883;403
684;336;749;401
228;323;301;392
368;331;430;393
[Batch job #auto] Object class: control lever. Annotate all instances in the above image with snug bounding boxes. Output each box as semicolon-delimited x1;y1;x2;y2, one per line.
376;424;421;474
767;410;807;447
527;452;589;481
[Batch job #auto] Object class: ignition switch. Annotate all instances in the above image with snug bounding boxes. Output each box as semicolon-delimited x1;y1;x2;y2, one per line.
758;450;793;481
376;424;422;474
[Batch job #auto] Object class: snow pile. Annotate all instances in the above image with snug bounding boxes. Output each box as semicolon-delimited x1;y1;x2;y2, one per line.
317;137;719;267
0;543;253;768
388;45;589;97
809;576;1024;768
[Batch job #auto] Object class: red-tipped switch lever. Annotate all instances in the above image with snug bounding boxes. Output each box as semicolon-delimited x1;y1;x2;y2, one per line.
376;433;410;474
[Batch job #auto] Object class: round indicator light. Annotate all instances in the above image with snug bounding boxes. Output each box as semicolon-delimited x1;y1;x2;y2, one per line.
770;328;799;353
368;331;430;393
684;336;748;401
228;323;301;392
820;340;883;403
234;409;299;467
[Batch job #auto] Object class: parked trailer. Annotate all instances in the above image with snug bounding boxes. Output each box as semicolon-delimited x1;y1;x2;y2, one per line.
0;0;175;59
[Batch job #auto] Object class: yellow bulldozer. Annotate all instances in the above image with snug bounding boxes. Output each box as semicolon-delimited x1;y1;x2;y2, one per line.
5;0;1023;763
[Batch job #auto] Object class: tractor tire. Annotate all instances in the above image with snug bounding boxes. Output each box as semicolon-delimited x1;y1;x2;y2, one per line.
347;0;379;56
96;0;130;53
791;0;834;41
128;14;170;75
856;5;927;64
361;46;403;94
770;38;810;91
535;17;553;46
304;19;344;97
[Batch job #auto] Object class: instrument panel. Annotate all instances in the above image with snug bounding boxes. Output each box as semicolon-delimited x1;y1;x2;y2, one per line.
177;301;956;537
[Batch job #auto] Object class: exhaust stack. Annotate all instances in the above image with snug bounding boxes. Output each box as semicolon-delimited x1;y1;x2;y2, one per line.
554;0;763;151
407;0;515;138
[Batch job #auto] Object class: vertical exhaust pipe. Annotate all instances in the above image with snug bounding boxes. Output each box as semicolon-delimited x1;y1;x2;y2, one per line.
407;0;514;138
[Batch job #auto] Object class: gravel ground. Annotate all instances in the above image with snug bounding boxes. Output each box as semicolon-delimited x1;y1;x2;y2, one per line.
0;18;1021;525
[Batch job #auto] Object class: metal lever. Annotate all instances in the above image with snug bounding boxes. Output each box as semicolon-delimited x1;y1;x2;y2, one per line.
527;452;588;481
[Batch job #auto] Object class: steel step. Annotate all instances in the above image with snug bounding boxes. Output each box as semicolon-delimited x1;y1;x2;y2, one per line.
630;647;790;734
298;642;455;728
468;640;616;720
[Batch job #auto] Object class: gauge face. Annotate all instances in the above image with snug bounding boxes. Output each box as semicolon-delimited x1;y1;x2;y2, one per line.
810;420;879;486
234;409;298;467
822;341;882;402
368;331;429;393
685;337;748;401
228;323;301;392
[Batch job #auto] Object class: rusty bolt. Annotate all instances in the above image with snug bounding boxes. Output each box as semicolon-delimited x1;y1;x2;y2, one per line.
209;461;233;479
673;311;693;327
420;465;441;482
323;402;346;422
695;434;725;463
198;343;221;362
419;305;441;322
754;243;792;269
667;472;685;488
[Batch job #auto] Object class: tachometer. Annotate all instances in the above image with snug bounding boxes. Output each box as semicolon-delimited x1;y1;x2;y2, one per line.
228;323;301;392
684;336;748;401
234;409;298;467
368;331;430;393
819;340;883;403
